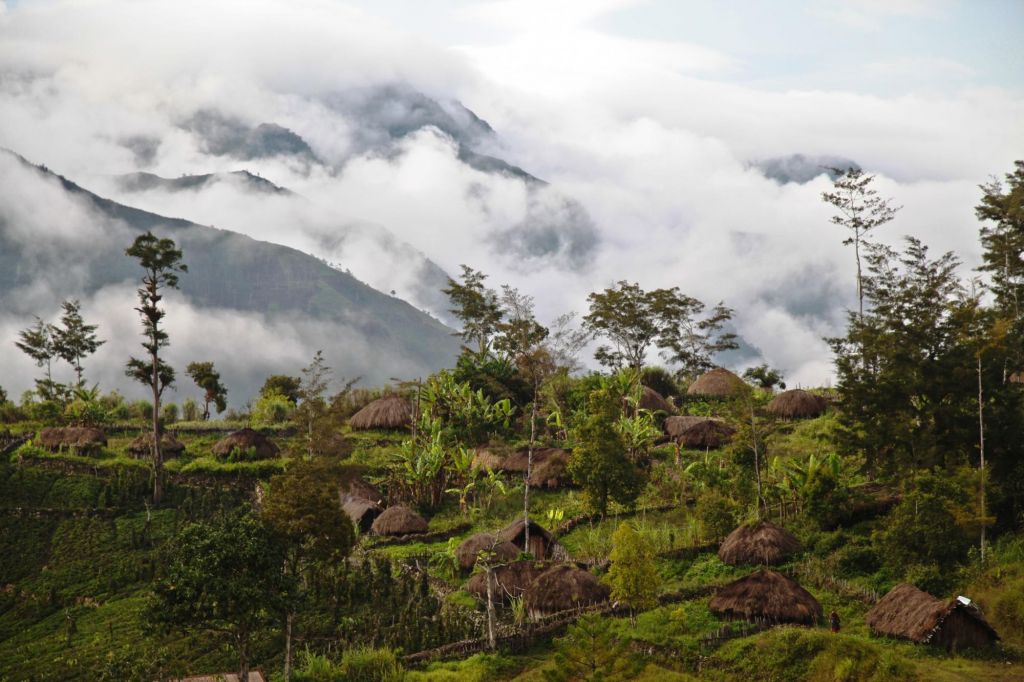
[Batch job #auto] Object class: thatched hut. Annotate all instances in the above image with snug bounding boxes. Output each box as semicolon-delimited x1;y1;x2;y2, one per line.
474;446;571;487
527;449;571;489
687;368;744;398
718;521;802;566
348;394;413;431
465;560;551;604
709;569;822;625
866;584;999;652
766;389;827;419
38;427;107;454
497;518;562;560
177;673;266;682
339;475;383;504
664;416;704;439
127;432;186;459
370;505;428;536
211;428;279;460
456;533;521;572
524;564;610;619
638;386;674;414
341;496;382;534
678;419;736;449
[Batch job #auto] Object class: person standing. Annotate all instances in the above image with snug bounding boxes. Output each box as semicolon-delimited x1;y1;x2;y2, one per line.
829;609;841;633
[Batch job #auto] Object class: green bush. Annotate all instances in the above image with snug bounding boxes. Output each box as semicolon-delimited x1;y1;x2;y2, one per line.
181;397;199;422
694;490;739;542
160;402;178;424
251;391;294;426
293;647;404;682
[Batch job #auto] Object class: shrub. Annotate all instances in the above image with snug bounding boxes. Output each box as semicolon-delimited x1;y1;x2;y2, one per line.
130;400;153;421
694;490;738;542
292;647;404;682
181;397;199;422
641;366;681;400
251;391;294;426
161;402;178;424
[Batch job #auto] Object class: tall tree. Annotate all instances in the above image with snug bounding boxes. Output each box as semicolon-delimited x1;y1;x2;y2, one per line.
149;513;294;682
185;361;228;420
15;317;61;401
584;281;660;371
822;167;900;319
52;299;105;387
125;231;186;504
443;265;503;357
605;522;658;626
568;388;643;516
260;375;302;405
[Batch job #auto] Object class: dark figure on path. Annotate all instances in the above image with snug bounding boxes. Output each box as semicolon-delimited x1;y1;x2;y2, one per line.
829;609;840;633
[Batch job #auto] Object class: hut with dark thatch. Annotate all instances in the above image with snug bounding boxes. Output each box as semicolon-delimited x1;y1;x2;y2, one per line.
348;394;413;431
687;367;744;398
678;419;736;449
664;416;704;439
339;475;383;504
211;428;279;460
127;432;186;459
465;560;551;604
38;427;107;454
341;496;382;534
866;584;999;652
177;673;267;682
370;505;428;536
496;518;563;560
766;389;828;419
638;386;674;414
474;447;572;488
456;533;521;572
709;569;822;625
524;564;610;619
718;521;802;566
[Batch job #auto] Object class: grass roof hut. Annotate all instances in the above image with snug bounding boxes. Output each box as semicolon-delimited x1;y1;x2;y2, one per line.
527;449;571;489
687;367;744;398
341;495;382;534
718;520;802;566
465;560;551;604
497;518;561;560
866;584;1000;652
348;394;413;431
664;416;704;439
766;389;828;419
678;419;736;450
370;505;428;536
211;428;279;460
456;533;521;572
339;475;383;504
127;432;186;459
638;386;674;414
38;427;107;455
524;564;610;619
709;569;822;625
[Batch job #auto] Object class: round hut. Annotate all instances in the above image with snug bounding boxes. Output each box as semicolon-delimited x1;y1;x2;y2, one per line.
527;449;571;489
677;419;736;449
524;564;610;619
866;584;1000;652
38;427;107;455
465;560;551;604
339;475;383;504
456;533;521;572
370;505;428;536
664;416;704;439
718;520;802;566
497;518;560;560
342;496;382;534
348;394;413;431
638;386;674;414
687;368;744;398
709;569;822;625
212;428;279;460
766;389;828;419
127;432;186;459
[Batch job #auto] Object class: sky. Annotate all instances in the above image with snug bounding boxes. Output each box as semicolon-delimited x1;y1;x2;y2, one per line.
0;0;1021;399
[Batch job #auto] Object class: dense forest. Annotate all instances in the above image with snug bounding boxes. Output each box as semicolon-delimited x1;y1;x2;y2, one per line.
1;163;1022;681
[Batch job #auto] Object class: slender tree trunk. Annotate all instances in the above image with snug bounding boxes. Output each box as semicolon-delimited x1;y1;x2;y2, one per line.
284;611;293;682
239;632;250;682
151;329;163;505
978;354;987;563
486;566;497;650
524;383;537;556
855;229;863;321
749;400;766;518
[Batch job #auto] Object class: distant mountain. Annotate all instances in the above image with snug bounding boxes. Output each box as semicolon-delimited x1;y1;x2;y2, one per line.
114;170;293;195
182;110;320;164
0;150;460;396
753;154;861;184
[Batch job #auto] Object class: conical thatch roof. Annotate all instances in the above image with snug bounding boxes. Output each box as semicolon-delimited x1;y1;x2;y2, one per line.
127;432;186;459
718;521;802;566
370;505;428;536
497;518;559;560
527;449;571;489
866;584;1000;649
687;368;744;398
678;419;735;449
340;476;383;504
342;496;382;534
474;446;570;481
709;569;822;625
524;564;610;616
664;416;705;439
766;389;828;419
638;386;674;413
456;533;521;571
348;394;413;431
211;428;279;460
465;560;551;604
38;427;107;454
